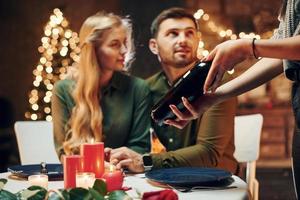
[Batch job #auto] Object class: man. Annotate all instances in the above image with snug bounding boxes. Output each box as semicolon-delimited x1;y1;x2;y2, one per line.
107;7;238;174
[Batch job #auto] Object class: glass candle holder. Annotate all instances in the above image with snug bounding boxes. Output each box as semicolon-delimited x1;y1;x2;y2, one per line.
28;174;48;189
76;172;95;189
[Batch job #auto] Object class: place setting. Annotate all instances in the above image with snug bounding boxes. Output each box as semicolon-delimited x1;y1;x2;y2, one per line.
144;167;237;193
7;162;63;182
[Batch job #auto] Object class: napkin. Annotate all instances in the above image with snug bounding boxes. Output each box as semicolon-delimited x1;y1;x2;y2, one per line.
142;189;178;200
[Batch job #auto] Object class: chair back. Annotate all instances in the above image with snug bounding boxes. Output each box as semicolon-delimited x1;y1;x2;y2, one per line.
234;114;263;200
14;121;60;165
234;114;263;162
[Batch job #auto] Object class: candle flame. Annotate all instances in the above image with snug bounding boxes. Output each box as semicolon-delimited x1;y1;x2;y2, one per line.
90;138;94;144
150;128;166;153
109;164;115;172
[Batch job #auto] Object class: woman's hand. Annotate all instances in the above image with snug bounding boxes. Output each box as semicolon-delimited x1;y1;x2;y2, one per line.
203;39;253;93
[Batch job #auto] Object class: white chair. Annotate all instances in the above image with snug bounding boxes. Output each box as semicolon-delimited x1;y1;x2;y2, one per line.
14;121;60;165
234;114;263;200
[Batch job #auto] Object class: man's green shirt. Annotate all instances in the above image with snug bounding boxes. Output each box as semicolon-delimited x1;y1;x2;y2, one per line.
147;71;238;174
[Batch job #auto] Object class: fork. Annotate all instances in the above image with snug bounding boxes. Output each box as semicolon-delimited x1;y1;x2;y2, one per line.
169;185;237;192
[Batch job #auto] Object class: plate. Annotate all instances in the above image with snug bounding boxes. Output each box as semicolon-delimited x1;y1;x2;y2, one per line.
145;167;232;187
8;164;63;181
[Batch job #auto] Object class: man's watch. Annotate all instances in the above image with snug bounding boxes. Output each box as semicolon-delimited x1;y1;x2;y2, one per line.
142;154;153;171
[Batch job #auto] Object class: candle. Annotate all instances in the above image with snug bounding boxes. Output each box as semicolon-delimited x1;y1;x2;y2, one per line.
28;174;48;189
102;165;124;192
81;142;104;178
76;172;95;189
63;155;83;189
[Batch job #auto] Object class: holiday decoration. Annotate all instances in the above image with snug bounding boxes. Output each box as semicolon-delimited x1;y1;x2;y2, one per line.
25;8;80;121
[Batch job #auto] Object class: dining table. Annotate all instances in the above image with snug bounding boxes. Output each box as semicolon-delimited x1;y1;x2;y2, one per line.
0;172;249;200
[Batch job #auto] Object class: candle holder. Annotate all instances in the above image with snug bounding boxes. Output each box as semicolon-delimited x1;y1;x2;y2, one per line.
28;174;48;189
76;172;95;189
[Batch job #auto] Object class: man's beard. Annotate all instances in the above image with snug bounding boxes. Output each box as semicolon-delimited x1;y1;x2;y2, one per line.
158;51;197;68
172;55;196;68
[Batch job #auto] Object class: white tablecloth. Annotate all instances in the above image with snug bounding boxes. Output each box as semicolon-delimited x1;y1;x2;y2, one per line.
0;172;249;200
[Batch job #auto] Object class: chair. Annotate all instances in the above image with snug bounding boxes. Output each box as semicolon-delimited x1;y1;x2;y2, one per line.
14;121;60;165
234;114;263;200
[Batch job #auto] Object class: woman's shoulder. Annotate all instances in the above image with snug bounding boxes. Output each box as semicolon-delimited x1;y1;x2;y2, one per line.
115;71;149;90
53;79;75;94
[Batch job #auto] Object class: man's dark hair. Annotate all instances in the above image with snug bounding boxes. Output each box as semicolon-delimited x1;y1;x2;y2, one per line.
150;7;198;38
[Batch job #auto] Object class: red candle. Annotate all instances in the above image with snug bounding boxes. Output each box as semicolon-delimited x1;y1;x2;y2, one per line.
80;142;104;178
102;165;124;192
63;155;83;189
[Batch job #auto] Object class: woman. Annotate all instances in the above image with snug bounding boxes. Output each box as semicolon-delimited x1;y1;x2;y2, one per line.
166;0;300;198
51;11;151;160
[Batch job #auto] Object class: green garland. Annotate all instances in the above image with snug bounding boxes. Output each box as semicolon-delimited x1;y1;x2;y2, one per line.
0;178;131;200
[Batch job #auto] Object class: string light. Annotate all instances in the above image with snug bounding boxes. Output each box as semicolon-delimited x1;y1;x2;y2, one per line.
26;8;80;121
194;8;265;58
46;115;53;122
44;107;51;114
31;114;38;121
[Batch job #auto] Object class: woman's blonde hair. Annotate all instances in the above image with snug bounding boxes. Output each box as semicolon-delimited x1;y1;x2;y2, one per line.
64;11;134;155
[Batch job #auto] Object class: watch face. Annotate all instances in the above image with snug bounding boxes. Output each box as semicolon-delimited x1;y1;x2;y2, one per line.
143;155;153;166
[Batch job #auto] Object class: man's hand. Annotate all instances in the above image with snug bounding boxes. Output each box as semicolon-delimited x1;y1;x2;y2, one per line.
164;94;217;129
164;97;199;129
105;147;145;173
